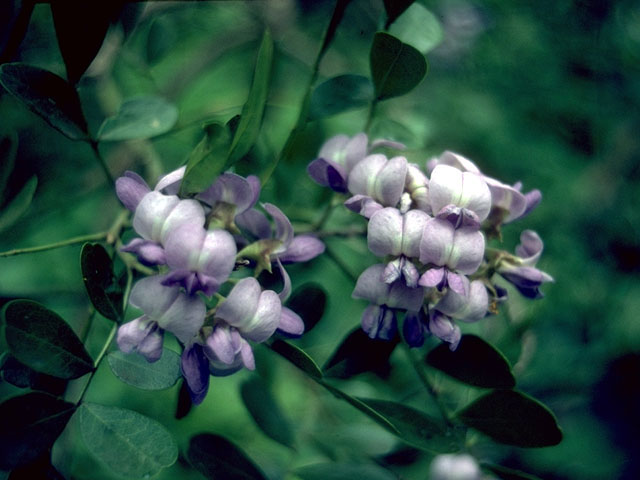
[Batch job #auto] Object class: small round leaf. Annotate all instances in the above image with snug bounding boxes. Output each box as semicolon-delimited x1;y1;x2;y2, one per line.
97;96;178;141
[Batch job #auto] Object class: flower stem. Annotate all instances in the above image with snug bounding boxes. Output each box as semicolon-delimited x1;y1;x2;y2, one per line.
0;231;108;257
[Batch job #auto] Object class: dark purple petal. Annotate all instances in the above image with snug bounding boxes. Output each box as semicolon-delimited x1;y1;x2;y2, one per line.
344;194;384;218
278;234;325;264
403;310;426;347
307;157;348;193
116;171;150;211
181;343;210;405
361;304;397;340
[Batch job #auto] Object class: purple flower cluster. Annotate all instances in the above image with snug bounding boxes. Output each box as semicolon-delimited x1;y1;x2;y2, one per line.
115;168;324;404
308;135;552;350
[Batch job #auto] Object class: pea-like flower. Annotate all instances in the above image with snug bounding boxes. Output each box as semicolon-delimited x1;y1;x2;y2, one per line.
307;133;368;193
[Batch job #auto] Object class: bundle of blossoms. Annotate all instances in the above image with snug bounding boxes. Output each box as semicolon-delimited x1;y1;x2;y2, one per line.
113;168;325;404
308;133;553;350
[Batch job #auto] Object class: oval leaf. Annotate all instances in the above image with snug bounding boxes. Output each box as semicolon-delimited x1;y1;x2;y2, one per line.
296;462;398;480
188;433;267;480
370;32;427;101
389;3;443;54
286;283;327;334
2;300;94;379
80;243;123;322
0;354;67;396
323;327;399;379
97;95;178;141
309;75;374;120
358;398;458;453
79;402;178;478
240;377;294;448
456;390;563;447
0;392;76;471
268;339;323;379
107;348;181;390
425;334;516;389
0;63;88;140
0;175;37;232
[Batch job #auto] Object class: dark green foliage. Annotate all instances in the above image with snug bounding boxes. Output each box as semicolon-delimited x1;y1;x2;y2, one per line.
0;175;37;233
309;75;373;119
286;283;327;334
0;354;67;396
187;433;267;480
80;243;123;322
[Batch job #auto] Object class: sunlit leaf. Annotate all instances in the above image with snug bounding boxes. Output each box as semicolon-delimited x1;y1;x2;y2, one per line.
296;462;397;480
457;390;563;447
309;75;374;119
359;399;459;453
286;283;327;334
382;0;415;29
240;377;295;448
79;402;178;478
0;175;36;232
179;122;232;197
226;29;273;166
2;300;94;379
51;1;123;83
0;63;88;140
389;3;443;54
425;335;516;389
323;327;399;379
482;463;544;480
188;433;267;480
0;354;67;396
80;243;123;322
268;339;323;379
0;392;76;470
370;32;427;101
107;349;181;390
97;96;178;141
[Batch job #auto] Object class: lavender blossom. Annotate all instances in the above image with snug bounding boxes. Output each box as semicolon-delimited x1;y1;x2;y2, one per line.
307;133;368;192
403;308;463;350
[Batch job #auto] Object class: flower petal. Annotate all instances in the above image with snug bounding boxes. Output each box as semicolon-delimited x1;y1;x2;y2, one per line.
368;207;403;257
278;234;325;264
116;171;150;211
374;155;407;207
154;166;186;194
181;343;210;405
215;277;260;328
278;307;305;337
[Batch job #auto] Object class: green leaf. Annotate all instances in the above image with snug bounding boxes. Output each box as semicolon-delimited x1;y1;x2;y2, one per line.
97;95;178;141
51;1;123;84
425;335;516;389
0;392;76;471
296;462;398;480
188;433;267;480
309;75;374;120
286;283;326;333
80;243;123;322
370;32;427;101
268;339;323;380
240;377;295;448
226;29;273;166
0;175;37;232
323;327;399;379
0;130;17;196
79;402;178;478
0;63;88;140
482;463;544;480
358;399;459;453
389;3;443;54
0;354;67;396
382;0;416;29
456;390;563;447
2;300;94;379
107;348;181;390
179;122;232;197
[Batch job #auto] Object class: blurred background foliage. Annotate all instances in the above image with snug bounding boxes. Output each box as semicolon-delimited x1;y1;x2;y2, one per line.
1;0;639;479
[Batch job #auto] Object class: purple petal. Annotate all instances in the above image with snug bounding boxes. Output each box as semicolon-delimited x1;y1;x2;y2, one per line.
236;208;272;240
433;151;481;174
206;325;237;364
401;209;430;258
387;279;424;311
347;154;387;196
428;311;461;350
275;258;292;302
154;166;186;194
446;272;467;295
181;343;210;405
484;176;526;223
436;279;488;322
374;155;408;207
383;258;402;284
307;157;348;193
403;310;426;347
418;267;446;288
515;229;543;265
239;338;255;370
449;227;485;274
344;194;384;218
429;165;491;222
368;207;403;257
241;289;281;342
352;264;391;304
246;175;261;208
263;203;294;250
157;291;206;344
420;218;455;267
215;277;260;327
121;238;166;266
520;189;542;219
116;171;150;211
401;260;419;288
278;234;325;264
133;192;205;244
361;304;397;340
370;137;405;152
278;307;305;337
117;317;163;362
129;276;181;317
200;173;254;213
198;229;237;282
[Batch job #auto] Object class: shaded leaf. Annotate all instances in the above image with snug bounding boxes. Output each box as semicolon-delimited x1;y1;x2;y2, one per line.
179;122;232;197
286;283;327;334
0;392;76;470
0;355;67;396
309;74;373;120
0;130;17;196
0;63;88;140
226;29;273;166
323;327;399;379
370;32;427;101
457;390;563;447
79;402;178;478
425;335;516;389
359;399;458;453
240;377;294;448
0;175;37;232
2;300;94;379
107;348;181;390
388;3;443;54
188;433;267;480
97;95;178;141
482;463;544;480
296;462;397;480
382;0;416;29
51;0;124;84
268;339;323;379
80;243;122;322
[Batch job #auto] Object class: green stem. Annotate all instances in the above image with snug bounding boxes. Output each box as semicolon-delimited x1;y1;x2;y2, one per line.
90;140;116;187
76;321;118;405
0;231;108;257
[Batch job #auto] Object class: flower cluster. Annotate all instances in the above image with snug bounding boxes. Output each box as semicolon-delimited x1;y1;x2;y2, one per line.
115;168;324;403
308;135;552;350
